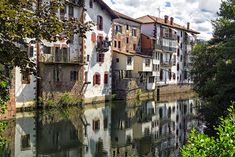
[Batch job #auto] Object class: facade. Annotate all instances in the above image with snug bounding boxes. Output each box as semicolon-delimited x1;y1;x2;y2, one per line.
82;0;117;103
39;1;84;103
137;15;199;85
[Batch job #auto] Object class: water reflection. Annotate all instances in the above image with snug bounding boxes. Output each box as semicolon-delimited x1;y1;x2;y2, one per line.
2;98;199;157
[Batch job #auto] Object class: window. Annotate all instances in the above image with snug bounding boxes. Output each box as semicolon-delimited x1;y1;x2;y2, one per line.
68;5;74;17
93;73;101;85
97;53;104;62
92;119;100;131
177;63;179;71
21;134;30;150
103;117;108;129
97;15;103;30
169;69;172;80
145;59;150;67
118;41;121;49
43;46;51;54
116;58;119;63
87;55;90;62
115;25;122;33
70;71;78;81
126;37;129;44
22;72;30;84
53;68;60;82
114;40;117;48
126;25;129;30
97;35;104;51
89;0;93;8
127;56;132;65
132;29;137;36
149;76;154;83
133;44;136;51
104;73;108;84
160;69;163;81
60;5;66;14
28;46;34;57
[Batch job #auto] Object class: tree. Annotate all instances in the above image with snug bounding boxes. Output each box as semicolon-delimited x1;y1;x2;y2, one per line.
190;0;235;135
0;0;93;110
181;103;235;157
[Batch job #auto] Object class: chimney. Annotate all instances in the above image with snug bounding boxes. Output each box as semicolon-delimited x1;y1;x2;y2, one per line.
164;15;169;23
187;22;190;29
170;17;174;25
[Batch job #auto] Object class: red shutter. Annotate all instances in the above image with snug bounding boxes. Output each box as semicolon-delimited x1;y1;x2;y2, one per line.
104;73;108;84
91;32;96;42
97;74;101;85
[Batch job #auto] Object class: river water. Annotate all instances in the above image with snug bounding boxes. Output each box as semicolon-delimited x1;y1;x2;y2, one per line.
1;96;200;157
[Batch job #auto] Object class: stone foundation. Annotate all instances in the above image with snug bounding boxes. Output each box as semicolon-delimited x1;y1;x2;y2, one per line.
159;84;193;95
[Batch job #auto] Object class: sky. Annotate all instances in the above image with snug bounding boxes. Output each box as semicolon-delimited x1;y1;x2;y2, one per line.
103;0;221;40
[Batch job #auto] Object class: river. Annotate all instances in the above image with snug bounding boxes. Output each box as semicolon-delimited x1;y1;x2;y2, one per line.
1;96;201;157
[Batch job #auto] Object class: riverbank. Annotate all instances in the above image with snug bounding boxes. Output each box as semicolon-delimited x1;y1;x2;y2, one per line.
2;84;195;118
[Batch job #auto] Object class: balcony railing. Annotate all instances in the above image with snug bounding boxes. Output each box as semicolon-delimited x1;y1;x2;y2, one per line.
160;60;173;67
39;54;84;64
162;33;177;40
162;46;177;53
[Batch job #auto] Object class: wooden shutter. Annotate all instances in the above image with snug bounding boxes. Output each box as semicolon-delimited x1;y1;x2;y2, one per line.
104;73;108;84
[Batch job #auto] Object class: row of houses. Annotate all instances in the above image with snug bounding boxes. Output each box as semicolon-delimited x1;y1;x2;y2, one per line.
8;0;199;109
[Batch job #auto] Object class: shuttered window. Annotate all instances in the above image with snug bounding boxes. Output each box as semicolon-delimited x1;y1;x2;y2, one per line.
104;73;108;84
93;73;101;86
97;15;103;30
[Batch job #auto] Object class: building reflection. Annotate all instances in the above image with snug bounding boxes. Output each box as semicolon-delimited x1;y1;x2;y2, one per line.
111;98;199;157
4;98;199;157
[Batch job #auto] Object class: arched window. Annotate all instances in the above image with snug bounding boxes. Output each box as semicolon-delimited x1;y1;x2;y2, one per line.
93;73;101;86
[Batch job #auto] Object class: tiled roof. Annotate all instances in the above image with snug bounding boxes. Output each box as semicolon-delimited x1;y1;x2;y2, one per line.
136;15;200;34
113;10;143;24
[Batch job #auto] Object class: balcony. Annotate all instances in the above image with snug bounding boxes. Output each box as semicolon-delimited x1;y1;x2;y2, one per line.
96;40;111;52
162;46;177;53
39;54;84;65
162;33;177;40
160;60;173;67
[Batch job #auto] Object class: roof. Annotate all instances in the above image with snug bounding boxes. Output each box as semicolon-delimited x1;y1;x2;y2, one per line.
96;0;118;19
136;15;200;34
113;10;143;24
113;50;135;56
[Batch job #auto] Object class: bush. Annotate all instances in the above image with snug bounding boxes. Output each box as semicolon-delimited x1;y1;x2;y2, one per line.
181;102;235;157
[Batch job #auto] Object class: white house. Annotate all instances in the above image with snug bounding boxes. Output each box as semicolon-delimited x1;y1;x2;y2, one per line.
83;0;118;103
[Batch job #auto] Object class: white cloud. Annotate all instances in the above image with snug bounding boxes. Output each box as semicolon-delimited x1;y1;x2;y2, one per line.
103;0;221;40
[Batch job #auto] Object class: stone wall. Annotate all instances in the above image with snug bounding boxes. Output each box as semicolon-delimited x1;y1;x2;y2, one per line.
159;84;193;95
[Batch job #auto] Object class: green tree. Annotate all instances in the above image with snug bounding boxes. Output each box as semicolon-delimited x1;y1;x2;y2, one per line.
181;103;235;157
191;0;235;135
0;0;93;109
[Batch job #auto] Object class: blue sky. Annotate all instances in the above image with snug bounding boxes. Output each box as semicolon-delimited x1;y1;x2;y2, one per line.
103;0;221;40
